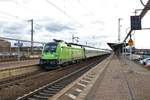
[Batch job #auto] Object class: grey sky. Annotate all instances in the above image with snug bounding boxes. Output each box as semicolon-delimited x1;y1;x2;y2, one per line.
0;0;149;49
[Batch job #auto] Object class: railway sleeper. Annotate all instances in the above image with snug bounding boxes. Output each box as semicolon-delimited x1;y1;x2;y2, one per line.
47;87;61;91
47;92;57;95
38;92;52;96
28;98;39;100
41;90;57;96
33;94;49;99
28;97;46;100
43;89;53;93
43;90;57;94
48;86;62;89
53;84;63;87
52;85;63;88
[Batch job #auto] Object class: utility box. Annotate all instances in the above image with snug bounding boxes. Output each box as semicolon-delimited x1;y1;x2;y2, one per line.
130;16;141;30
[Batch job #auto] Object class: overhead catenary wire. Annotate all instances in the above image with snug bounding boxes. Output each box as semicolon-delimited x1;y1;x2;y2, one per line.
0;0;28;21
78;0;104;22
77;0;94;16
140;0;146;6
0;11;43;44
12;0;70;30
0;0;85;35
0;14;16;21
0;1;41;24
0;0;83;28
46;0;84;27
140;0;150;8
0;12;45;38
0;8;43;33
11;0;40;15
76;0;104;28
123;0;150;42
0;10;24;21
0;36;45;44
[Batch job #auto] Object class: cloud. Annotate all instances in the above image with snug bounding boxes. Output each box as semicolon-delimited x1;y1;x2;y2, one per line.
91;20;105;26
37;19;75;33
1;22;28;34
44;23;74;32
0;18;75;37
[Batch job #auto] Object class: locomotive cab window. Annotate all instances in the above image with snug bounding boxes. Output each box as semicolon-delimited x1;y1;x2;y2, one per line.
44;42;57;52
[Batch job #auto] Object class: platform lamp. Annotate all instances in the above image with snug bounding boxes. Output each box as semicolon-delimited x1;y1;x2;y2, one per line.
118;18;122;43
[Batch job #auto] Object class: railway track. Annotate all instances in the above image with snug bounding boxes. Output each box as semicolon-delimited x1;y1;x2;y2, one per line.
0;70;44;89
0;55;109;100
16;59;101;100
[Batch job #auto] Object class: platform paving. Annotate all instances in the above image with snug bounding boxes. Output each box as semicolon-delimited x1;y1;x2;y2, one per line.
0;59;39;70
0;59;40;80
84;55;150;100
47;54;150;100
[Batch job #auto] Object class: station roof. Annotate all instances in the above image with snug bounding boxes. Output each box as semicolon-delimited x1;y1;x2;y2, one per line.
107;42;128;51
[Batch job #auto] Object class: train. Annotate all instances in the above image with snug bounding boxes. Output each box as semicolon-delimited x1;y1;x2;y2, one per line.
39;39;110;70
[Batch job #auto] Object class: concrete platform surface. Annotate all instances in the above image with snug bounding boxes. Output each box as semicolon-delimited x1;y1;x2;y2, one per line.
0;59;40;80
85;55;150;100
0;59;39;70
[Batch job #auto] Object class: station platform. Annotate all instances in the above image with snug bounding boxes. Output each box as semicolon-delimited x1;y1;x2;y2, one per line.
85;55;150;100
0;59;40;80
0;59;39;70
51;54;150;100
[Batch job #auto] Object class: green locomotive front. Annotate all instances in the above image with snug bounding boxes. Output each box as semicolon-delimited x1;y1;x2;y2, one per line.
39;40;85;70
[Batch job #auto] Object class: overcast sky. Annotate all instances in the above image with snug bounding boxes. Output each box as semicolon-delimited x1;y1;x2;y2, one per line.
0;0;150;49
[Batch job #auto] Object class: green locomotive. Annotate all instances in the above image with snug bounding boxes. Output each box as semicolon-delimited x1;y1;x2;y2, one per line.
39;39;108;70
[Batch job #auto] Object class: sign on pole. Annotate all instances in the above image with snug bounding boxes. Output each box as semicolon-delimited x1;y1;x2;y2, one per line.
14;42;23;47
131;16;141;30
128;39;134;46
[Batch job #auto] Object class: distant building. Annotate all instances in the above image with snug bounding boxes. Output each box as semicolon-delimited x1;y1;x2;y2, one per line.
0;39;11;52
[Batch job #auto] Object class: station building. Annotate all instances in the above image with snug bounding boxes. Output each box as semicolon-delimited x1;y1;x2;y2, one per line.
0;39;11;52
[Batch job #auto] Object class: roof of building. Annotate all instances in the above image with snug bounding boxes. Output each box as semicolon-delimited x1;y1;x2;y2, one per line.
0;39;11;47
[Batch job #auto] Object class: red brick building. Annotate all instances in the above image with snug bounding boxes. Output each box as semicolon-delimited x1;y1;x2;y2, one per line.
0;39;11;52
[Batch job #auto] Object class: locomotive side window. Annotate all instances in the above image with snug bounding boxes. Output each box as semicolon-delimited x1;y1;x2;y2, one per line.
44;43;57;52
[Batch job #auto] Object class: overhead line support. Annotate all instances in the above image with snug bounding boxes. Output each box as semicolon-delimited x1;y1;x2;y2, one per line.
123;0;150;42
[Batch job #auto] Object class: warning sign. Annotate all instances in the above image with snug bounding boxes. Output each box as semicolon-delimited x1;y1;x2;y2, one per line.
128;39;134;46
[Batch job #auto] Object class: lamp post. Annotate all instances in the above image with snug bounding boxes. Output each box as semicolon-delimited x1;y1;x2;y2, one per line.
27;19;34;55
118;18;122;43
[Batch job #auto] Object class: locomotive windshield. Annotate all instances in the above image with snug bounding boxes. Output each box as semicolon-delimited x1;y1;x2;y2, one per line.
44;42;57;52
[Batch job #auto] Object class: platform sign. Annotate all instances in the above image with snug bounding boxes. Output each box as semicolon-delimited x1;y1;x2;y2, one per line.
128;39;134;46
14;42;23;47
130;16;141;30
